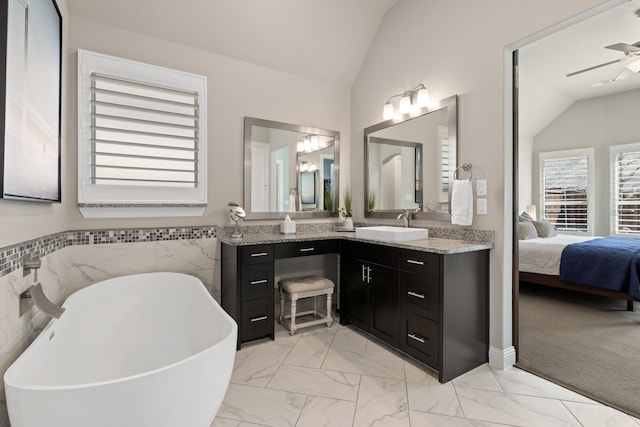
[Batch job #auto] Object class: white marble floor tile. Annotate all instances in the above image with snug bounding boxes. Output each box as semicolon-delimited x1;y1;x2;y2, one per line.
452;364;504;393
217;384;307;427
329;327;369;353
283;333;335;368
408;411;509;427
456;387;582;427
563;401;640;427
353;375;410;427
490;366;593;403
231;343;293;387
405;361;464;417
267;364;360;401
322;349;406;379
296;396;356;427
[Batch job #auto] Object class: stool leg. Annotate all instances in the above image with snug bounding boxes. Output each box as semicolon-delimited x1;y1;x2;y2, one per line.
279;291;285;324
326;292;333;327
290;297;297;335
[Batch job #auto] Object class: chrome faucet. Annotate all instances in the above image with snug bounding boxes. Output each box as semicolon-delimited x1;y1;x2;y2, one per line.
20;256;65;319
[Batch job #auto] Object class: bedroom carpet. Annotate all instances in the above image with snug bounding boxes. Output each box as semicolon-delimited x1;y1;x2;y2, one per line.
517;283;640;419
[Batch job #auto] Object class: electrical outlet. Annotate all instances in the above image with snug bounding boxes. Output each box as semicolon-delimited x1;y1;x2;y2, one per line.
477;198;488;215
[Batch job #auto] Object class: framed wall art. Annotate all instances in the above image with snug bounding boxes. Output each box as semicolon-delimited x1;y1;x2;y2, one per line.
0;0;62;202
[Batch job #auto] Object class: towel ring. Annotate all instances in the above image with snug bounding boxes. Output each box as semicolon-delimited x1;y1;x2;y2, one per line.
453;162;472;180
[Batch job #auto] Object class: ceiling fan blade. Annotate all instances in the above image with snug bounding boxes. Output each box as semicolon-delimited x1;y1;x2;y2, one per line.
566;58;624;77
605;42;640;53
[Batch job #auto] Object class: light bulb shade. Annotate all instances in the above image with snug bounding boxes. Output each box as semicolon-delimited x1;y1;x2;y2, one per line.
416;87;430;107
399;94;412;114
304;137;311;152
310;135;319;151
383;102;394;120
625;57;640;73
297;140;304;152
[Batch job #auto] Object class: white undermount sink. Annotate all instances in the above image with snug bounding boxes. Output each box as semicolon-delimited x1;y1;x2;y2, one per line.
355;226;428;242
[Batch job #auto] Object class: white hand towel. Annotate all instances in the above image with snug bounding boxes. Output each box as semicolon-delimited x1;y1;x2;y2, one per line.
451;179;473;226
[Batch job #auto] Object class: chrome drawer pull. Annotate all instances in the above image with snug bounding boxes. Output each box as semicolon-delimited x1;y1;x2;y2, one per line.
250;252;269;257
250;279;268;285
299;247;315;252
407;291;425;299
408;333;425;344
250;316;268;322
406;259;425;266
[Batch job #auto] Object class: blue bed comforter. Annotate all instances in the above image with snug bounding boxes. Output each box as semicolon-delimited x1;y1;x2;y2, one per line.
559;236;640;299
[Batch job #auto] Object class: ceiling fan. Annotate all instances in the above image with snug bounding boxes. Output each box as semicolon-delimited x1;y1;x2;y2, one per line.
566;41;640;86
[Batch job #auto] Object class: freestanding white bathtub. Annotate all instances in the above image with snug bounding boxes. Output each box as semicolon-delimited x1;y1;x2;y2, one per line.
4;272;237;427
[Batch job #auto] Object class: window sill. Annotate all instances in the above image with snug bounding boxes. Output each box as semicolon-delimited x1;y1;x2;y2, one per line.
78;205;206;219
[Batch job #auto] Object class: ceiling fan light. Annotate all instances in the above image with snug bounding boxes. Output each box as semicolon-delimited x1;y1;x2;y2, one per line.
625;57;640;73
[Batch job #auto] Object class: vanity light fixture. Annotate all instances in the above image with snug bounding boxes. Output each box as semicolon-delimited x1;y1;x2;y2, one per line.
297;135;320;153
383;83;430;120
300;161;316;172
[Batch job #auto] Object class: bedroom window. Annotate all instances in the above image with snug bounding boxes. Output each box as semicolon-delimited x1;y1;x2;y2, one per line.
611;143;640;235
539;148;593;234
77;50;207;218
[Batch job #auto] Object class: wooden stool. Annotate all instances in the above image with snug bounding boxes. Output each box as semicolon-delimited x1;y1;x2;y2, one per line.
278;275;334;335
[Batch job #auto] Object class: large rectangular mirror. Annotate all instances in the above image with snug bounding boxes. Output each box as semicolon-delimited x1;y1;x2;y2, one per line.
364;95;457;221
244;117;339;219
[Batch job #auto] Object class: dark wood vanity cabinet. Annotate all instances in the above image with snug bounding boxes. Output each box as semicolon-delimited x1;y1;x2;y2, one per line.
221;243;275;349
342;241;489;383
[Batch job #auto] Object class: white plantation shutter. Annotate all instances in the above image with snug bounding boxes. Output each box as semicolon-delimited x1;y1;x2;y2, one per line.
78;50;207;218
611;144;640;235
540;149;593;233
90;73;199;187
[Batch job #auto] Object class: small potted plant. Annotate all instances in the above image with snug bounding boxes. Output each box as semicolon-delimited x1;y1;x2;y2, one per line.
340;188;353;229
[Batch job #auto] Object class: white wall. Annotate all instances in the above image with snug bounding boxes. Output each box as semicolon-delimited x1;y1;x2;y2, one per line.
533;88;640;235
350;0;606;364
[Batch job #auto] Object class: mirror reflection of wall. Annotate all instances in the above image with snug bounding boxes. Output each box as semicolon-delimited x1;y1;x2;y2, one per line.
244;117;339;219
364;96;456;220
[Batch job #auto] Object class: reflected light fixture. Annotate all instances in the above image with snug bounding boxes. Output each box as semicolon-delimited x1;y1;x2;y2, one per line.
297;135;320;153
382;83;430;120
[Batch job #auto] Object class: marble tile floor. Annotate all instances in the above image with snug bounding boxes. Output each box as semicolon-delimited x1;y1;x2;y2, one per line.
212;320;640;427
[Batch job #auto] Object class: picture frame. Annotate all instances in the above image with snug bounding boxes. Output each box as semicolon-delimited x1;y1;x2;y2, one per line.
0;0;62;202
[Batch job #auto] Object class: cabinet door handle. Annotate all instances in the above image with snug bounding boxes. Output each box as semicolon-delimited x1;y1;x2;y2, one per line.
407;291;425;299
299;247;315;252
250;252;269;257
250;279;268;285
250;316;268;322
408;333;425;344
367;266;372;284
362;265;367;282
406;259;425;266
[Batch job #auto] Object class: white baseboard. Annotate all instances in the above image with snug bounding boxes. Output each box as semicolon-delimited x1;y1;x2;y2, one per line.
488;345;516;369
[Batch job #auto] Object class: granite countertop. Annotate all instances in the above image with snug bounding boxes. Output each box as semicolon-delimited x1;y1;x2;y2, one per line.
219;230;492;255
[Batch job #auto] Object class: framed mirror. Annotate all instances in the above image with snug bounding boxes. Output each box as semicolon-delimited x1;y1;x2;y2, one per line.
364;94;457;221
244;117;339;219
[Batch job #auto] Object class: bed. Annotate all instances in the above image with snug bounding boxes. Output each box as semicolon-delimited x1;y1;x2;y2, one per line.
519;234;640;311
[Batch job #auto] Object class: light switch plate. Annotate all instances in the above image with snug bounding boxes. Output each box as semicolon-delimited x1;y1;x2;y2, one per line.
476;179;487;196
477;198;487;215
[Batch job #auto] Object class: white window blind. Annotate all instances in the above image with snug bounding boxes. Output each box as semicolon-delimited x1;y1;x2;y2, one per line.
540;149;593;233
611;144;640;235
78;50;207;218
90;73;199;187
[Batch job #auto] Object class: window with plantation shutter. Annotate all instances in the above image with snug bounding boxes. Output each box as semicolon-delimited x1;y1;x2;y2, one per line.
78;50;207;218
539;148;593;234
611;143;640;235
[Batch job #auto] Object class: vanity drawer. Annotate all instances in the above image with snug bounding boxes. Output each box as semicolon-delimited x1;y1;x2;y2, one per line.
398;249;440;277
240;244;274;264
274;240;339;259
241;263;274;301
241;297;274;343
400;272;439;321
400;310;438;369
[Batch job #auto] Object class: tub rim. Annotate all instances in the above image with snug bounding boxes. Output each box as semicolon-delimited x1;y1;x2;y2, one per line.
4;272;237;392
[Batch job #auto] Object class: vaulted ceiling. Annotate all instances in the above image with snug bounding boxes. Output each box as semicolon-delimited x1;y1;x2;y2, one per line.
65;0;401;86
